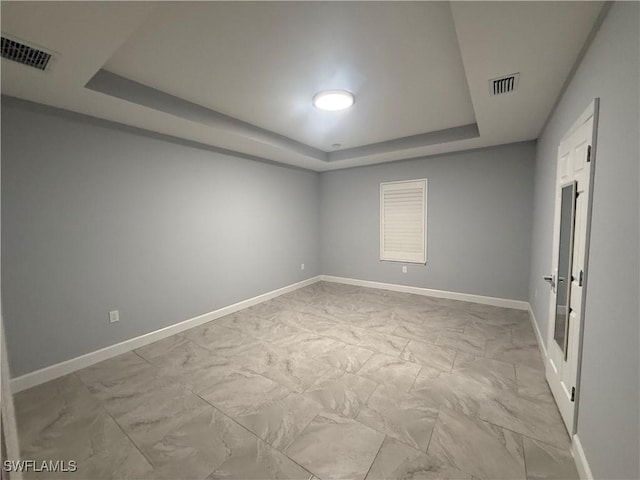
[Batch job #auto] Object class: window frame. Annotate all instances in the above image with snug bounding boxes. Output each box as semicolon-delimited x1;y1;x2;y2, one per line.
379;178;428;264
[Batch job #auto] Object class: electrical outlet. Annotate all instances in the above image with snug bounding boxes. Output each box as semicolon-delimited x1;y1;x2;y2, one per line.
109;310;120;323
402;266;407;273
301;263;305;270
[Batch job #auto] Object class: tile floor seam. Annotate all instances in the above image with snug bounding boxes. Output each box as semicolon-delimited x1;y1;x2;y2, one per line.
407;364;422;392
450;350;458;373
193;392;316;478
514;364;522;396
280;402;324;452
100;400;157;473
397;339;410;360
516;429;529;480
72;370;156;437
252;365;306;395
520;432;580;479
427;407;481;480
362;381;382;407
274;408;325;452
523;435;531;480
425;408;440;454
430;356;514;391
352;357;369;376
174;336;206;357
362;434;387;480
480;335;488;357
477;412;568;451
352;411;433;457
132;349;160;369
511;362;518;392
69;371;90;389
280;412;329;477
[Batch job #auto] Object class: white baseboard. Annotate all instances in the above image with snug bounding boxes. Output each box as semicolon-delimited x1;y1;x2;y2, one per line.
11;276;321;393
320;275;529;310
527;303;548;360
572;434;593;480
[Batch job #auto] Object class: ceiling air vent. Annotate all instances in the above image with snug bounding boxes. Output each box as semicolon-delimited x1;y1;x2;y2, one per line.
1;35;53;71
490;73;520;96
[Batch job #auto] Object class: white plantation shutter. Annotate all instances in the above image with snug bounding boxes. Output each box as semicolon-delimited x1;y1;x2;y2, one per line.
380;179;427;264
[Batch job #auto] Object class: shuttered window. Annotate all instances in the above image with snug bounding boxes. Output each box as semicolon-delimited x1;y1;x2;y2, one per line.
380;179;427;264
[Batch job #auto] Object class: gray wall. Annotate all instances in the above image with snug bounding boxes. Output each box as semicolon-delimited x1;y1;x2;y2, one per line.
320;142;535;301
1;98;320;376
528;3;639;478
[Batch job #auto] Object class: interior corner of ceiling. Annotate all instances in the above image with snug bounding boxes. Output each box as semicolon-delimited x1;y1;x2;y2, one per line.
96;3;160;70
447;3;481;136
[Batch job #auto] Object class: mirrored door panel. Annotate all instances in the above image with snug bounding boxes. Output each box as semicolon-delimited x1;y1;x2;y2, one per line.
554;182;576;356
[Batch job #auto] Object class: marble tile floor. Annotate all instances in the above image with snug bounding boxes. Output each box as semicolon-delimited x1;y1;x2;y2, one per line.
14;282;579;480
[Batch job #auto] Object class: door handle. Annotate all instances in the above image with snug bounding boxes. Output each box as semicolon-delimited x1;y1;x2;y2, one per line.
543;275;556;292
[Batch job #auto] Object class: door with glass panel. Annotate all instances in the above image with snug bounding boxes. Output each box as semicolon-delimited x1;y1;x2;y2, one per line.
544;100;597;434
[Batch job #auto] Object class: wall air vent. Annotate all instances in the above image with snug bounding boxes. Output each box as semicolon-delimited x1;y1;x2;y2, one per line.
1;35;53;71
489;73;520;95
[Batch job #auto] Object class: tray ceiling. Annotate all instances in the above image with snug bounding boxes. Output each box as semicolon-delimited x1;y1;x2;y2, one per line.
1;1;604;171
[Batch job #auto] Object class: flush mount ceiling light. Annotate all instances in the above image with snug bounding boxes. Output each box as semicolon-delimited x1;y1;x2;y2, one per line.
313;90;354;111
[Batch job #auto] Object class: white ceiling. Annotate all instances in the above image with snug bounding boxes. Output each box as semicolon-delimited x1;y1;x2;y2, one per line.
105;2;476;152
1;1;604;171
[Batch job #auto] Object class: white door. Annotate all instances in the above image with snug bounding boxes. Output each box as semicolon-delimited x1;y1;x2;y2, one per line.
544;100;597;434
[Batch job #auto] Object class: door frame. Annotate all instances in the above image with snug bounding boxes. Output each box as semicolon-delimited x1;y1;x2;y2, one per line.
545;98;599;435
571;98;599;434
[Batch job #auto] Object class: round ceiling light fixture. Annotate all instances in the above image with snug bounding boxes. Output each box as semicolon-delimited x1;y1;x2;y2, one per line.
313;90;354;111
